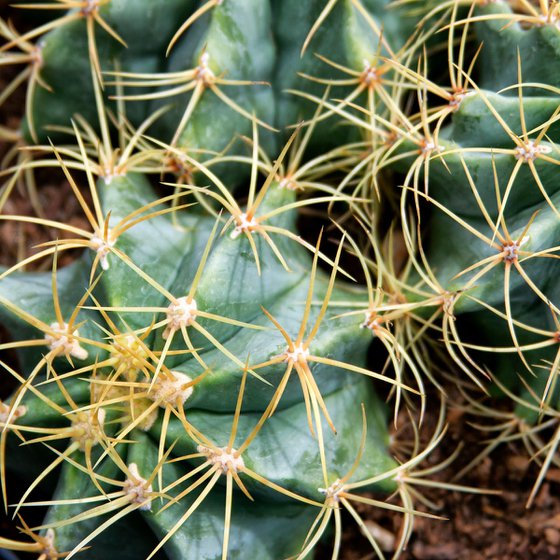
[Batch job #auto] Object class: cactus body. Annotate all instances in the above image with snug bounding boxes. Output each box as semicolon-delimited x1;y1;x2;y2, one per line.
6;0;560;557
0;164;397;558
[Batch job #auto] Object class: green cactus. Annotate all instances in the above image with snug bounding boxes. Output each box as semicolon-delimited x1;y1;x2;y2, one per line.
6;0;419;155
365;0;560;506
279;0;560;512
7;0;560;557
0;100;418;556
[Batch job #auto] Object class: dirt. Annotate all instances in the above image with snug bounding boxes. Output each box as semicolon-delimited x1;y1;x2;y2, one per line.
326;391;560;560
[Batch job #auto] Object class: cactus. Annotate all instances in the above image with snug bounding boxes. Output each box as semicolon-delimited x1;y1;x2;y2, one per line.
0;13;429;548
280;0;560;509
375;0;560;505
0;107;428;556
5;0;420;155
5;0;560;558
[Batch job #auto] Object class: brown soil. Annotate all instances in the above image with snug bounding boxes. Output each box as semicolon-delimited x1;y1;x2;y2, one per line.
0;172;91;271
329;391;560;560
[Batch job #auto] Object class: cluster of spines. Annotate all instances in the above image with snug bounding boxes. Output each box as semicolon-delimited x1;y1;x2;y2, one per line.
3;0;560;558
0;4;432;559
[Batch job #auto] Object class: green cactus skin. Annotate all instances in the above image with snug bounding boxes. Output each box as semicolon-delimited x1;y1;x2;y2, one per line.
389;98;560;398
0;164;398;558
20;0;415;155
19;0;196;140
384;1;560;419
474;1;560;94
